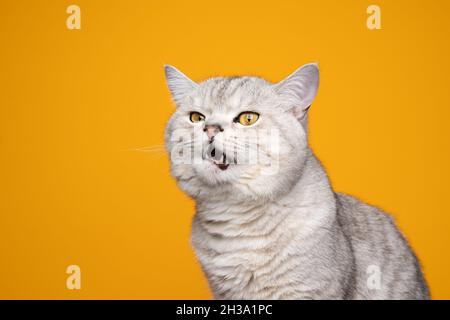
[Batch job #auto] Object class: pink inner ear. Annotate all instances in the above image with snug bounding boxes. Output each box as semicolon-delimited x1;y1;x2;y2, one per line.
274;63;319;112
293;105;311;120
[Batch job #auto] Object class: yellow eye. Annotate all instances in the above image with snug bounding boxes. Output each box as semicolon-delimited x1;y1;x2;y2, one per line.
190;112;205;123
237;112;259;126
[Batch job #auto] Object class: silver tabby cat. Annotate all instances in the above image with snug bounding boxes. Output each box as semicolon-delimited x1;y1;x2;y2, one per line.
164;63;430;299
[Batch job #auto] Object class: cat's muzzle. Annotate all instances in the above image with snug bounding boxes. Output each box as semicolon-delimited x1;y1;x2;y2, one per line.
205;145;229;171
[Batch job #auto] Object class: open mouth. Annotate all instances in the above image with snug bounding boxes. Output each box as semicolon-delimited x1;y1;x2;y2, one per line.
209;148;229;171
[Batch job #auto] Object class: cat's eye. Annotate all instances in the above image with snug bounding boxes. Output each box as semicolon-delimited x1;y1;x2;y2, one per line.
236;112;259;126
190;112;205;123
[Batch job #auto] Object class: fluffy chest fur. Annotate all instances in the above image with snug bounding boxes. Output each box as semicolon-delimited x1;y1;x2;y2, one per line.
189;160;352;299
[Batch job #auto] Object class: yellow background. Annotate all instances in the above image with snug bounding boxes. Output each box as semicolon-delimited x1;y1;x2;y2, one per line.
0;0;449;299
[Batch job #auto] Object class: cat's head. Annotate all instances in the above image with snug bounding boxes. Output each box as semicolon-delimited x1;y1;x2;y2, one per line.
164;63;319;202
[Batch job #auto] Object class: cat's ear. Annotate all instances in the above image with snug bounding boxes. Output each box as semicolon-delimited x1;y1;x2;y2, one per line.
164;65;198;106
274;63;319;119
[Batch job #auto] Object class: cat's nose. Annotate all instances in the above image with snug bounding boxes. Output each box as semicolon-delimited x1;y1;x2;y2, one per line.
204;124;223;141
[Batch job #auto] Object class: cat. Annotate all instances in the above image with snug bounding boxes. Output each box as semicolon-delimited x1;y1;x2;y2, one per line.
163;63;430;299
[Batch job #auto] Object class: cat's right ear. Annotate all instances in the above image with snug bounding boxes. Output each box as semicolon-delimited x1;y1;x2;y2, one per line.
164;65;198;106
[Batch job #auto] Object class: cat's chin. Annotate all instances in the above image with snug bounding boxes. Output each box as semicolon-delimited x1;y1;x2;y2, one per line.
193;159;244;186
201;159;235;174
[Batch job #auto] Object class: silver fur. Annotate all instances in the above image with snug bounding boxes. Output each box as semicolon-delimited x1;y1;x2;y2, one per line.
164;64;430;299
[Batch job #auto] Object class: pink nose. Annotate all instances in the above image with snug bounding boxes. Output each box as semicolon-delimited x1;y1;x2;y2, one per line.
204;125;222;141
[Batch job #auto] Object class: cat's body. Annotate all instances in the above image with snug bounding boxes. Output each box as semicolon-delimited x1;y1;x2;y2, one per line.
164;64;430;299
191;151;428;299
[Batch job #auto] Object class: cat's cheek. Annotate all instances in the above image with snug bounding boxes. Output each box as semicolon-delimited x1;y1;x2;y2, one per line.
169;163;204;198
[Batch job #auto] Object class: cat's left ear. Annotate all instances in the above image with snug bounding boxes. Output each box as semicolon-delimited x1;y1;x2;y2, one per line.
274;63;319;119
164;65;198;106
